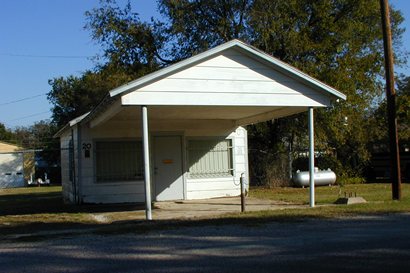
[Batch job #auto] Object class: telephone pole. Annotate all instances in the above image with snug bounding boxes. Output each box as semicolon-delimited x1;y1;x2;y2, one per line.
380;0;402;200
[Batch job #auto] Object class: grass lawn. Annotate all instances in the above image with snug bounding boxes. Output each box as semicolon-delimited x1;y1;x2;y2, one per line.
248;183;410;218
0;186;145;237
251;183;406;205
0;183;409;238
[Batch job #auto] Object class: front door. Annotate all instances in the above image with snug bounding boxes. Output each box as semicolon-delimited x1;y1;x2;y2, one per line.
153;136;184;201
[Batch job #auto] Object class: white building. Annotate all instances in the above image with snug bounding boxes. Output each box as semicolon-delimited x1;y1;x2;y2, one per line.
56;40;345;214
0;141;25;188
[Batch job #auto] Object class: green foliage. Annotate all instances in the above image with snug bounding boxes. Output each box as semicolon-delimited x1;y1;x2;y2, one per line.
85;0;167;68
157;0;406;182
247;0;405;180
12;120;61;166
45;0;407;186
13;120;56;149
337;176;366;186
247;0;405;178
158;0;252;59
0;123;14;143
369;74;410;152
47;67;137;127
396;77;410;144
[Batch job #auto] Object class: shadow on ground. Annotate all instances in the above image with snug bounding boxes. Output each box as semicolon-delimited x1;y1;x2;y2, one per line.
0;211;317;241
2;214;410;273
0;190;145;216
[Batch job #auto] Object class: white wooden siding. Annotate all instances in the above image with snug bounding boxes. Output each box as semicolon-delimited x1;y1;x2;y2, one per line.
63;120;248;203
83;192;145;204
60;130;74;203
73;124;147;203
122;48;330;107
81;182;145;204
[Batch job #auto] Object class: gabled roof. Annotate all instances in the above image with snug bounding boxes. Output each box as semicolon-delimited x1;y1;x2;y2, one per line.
109;39;346;100
56;39;347;136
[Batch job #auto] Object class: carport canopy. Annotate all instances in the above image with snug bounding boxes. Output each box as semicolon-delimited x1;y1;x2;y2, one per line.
80;39;346;220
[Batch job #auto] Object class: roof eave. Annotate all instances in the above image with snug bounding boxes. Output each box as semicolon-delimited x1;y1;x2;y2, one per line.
232;42;346;100
53;111;90;138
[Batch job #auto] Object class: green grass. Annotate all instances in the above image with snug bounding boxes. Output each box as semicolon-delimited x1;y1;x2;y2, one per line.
250;183;407;204
0;186;144;233
1;183;409;240
250;183;410;216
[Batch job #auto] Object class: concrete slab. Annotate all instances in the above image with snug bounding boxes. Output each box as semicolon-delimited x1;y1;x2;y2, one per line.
94;197;306;222
152;197;304;220
335;196;367;205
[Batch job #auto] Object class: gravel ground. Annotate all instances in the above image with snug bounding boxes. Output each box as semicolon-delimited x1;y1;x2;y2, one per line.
1;214;410;273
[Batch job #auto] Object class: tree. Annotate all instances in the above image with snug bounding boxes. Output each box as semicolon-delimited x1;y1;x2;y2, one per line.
49;0;407;185
85;0;168;68
13;120;56;149
372;75;410;150
12;120;61;182
158;0;252;60
396;76;410;144
47;66;137;127
155;0;405;180
0;123;14;143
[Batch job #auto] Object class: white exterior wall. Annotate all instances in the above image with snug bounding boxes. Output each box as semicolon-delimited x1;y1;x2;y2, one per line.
78;121;144;204
63;117;248;204
60;128;76;203
0;153;24;188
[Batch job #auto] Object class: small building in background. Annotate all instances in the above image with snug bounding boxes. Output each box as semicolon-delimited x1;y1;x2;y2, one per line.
0;141;35;188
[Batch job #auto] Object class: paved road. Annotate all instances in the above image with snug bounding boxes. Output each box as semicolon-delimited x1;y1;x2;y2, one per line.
1;214;410;273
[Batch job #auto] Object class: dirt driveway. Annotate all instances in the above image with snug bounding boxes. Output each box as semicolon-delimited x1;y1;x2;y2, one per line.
1;213;409;273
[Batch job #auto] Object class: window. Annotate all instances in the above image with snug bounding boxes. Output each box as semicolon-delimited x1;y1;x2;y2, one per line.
187;139;233;178
95;141;143;183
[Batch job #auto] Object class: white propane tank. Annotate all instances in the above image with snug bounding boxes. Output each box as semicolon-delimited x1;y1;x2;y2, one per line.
293;168;336;187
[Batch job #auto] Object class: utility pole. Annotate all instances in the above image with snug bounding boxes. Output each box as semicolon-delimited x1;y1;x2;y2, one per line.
380;0;402;200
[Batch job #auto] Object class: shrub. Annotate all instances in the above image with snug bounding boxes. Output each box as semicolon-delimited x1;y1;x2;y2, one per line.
337;176;366;186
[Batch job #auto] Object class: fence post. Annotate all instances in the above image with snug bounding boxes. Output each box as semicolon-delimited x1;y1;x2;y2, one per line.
240;173;246;212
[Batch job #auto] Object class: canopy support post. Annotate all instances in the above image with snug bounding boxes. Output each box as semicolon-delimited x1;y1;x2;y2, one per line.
308;107;315;208
141;105;152;220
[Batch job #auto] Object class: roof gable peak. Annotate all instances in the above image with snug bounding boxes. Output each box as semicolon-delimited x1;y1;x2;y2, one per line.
109;39;345;100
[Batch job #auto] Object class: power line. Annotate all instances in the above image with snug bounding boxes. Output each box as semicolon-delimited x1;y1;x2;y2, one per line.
9;111;50;122
0;53;90;59
0;93;47;106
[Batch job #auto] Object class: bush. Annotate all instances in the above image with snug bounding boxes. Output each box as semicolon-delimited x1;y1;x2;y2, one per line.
337;176;366;186
249;149;291;187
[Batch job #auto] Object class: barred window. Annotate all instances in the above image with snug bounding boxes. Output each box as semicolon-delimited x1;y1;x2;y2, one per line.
95;141;143;183
187;139;233;178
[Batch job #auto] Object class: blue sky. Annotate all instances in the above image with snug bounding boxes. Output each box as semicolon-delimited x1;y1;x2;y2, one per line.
0;0;409;128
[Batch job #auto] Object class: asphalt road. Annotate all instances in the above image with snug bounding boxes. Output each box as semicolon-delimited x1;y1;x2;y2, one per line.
1;214;410;273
